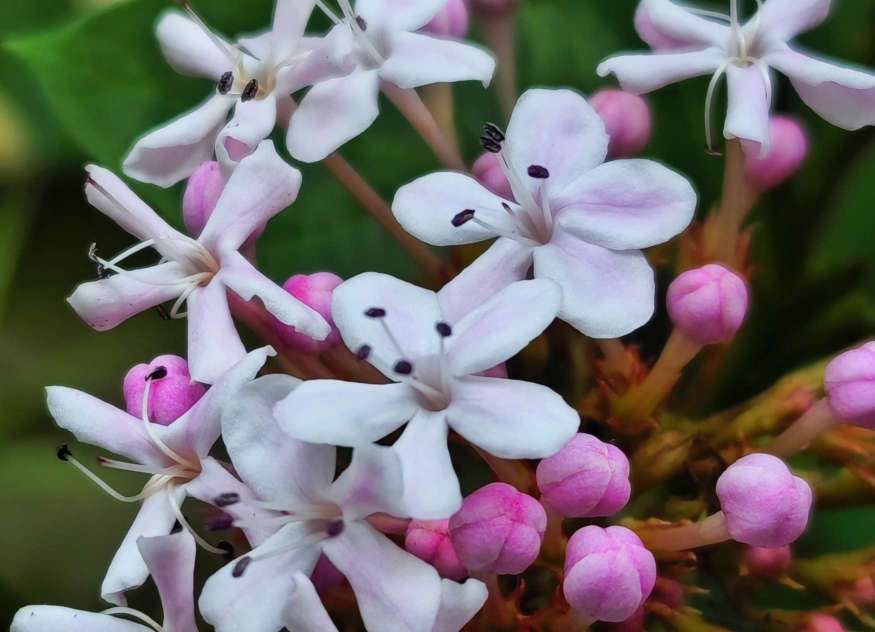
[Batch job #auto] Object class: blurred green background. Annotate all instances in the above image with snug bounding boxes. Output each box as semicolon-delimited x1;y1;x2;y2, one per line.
1;0;874;628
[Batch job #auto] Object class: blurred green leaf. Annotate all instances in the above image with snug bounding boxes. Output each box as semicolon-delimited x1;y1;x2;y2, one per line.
0;192;33;310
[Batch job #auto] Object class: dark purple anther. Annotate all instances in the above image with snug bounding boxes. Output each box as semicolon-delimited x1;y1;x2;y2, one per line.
436;322;452;337
452;209;476;227
232;556;252;577
356;345;372;361
214;492;240;508
365;307;387;318
394;360;414;375
241;79;259;102
217;71;233;95
527;165;550;179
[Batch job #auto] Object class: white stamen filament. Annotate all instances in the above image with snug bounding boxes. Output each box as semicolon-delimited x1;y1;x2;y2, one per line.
98;458;189;477
179;1;238;66
469;215;540;248
63;453;169;503
688;7;731;22
141;378;201;471
331;0;385;65
106;239;156;266
101;607;164;632
313;0;342;24
704;60;731;154
165;483;229;555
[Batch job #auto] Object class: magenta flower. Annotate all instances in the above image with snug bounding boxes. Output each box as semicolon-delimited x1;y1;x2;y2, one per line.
12;530;198;632
69;142;329;384
196;374;487;632
123;355;206;425
598;0;875;153
45;347;272;605
666;264;749;345
274;272;579;518
124;0;354;186
392;88;696;338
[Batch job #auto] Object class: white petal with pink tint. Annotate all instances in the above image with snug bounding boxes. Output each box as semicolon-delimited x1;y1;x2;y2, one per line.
380;32;495;89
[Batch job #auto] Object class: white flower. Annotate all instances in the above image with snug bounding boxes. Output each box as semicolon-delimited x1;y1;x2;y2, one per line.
69;141;329;384
392;88;697;339
45;347;272;606
196;375;487;632
274;271;579;518
124;0;354;186
286;0;495;162
598;0;875;153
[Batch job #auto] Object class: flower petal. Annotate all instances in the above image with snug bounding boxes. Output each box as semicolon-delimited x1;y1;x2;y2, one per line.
186;280;246;385
101;487;183;606
270;0;315;61
185;457;280;546
199;141;302;253
431;579;488;632
67;263;187;333
287;69;381;163
597;48;725;95
766;48;875;130
322;522;443;632
283;572;339;632
634;0;731;50
219;251;330;341
332;272;443;368
724;63;772;153
216;96;277;168
156;11;231;80
327;444;406;519
11;606;150;632
123;95;233;187
45;386;166;467
448;279;560;376
278;27;359;94
222;374;336;504
436;238;533;324
199;522;322;632
356;0;446;31
392;171;512;246
447;376;578;459
533;233;655;338
751;0;831;43
555;159;696;250
394;411;461;519
505;89;609;194
275;380;417;446
137;531;198;632
380;32;495;89
161;346;274;458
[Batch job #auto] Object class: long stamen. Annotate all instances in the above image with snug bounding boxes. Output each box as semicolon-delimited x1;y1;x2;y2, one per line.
97;457;187;477
165;484;228;555
688;7;731;21
101;607;164;632
704;61;730;155
168;282;203;320
336;0;384;64
453;209;540;247
107;239;156;266
175;0;238;65
233;530;334;577
141;376;201;471
57;445;164;503
313;0;342;24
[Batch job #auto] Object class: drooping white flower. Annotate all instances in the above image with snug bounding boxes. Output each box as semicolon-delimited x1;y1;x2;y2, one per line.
12;530;198;632
44;346;271;606
597;0;875;153
123;0;354;186
69;141;329;384
286;0;495;163
196;375;487;632
273;271;579;518
392;88;697;339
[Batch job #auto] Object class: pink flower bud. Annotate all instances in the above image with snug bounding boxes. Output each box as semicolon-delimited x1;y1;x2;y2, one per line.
448;482;546;575
183;161;225;237
744;116;808;191
310;554;345;594
716;454;812;547
667;264;749;345
563;526;657;623
824;342;875;428
422;0;469;38
274;272;343;354
744;545;793;578
471;152;513;200
405;519;466;581
123;355;205;425
803;614;846;632
590;89;652;158
536;433;631;518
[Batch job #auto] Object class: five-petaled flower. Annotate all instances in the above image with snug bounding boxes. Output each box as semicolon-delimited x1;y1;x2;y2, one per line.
124;0;354;186
45;347;272;606
196;375;487;632
392;88;697;339
597;0;875;154
274;271;580;518
286;0;495;162
69;141;329;384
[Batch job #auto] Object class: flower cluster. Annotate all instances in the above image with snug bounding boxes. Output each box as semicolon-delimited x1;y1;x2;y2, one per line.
12;0;875;631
